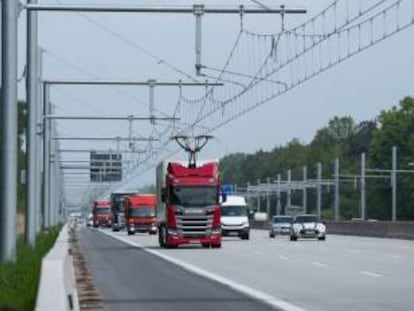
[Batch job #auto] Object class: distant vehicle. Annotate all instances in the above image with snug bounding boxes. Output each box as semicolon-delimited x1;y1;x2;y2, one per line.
86;213;93;227
111;190;139;231
92;200;113;228
289;214;326;241
124;194;157;235
221;195;250;240
269;215;293;238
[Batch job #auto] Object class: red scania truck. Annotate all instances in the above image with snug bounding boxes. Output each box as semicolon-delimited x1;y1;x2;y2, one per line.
92;200;113;228
156;136;222;248
124;195;157;235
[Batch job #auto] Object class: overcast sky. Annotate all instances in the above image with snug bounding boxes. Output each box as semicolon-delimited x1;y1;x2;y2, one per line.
16;0;414;204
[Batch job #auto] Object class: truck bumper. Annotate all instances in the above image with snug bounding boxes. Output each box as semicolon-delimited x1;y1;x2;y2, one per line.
167;234;221;246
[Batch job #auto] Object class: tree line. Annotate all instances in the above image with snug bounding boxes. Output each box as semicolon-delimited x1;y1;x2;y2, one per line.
219;97;414;220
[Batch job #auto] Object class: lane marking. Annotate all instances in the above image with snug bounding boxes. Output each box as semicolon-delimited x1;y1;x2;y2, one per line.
312;261;328;268
387;254;402;259
98;229;306;311
279;255;288;260
254;250;263;255
359;271;383;278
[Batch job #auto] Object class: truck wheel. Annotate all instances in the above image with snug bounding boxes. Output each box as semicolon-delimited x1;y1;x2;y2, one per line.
269;232;275;238
127;231;134;236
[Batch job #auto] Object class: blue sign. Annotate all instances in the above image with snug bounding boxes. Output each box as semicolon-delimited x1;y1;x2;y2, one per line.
220;184;234;195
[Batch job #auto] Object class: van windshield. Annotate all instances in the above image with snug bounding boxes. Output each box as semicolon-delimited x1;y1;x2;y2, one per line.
221;206;247;216
170;186;218;207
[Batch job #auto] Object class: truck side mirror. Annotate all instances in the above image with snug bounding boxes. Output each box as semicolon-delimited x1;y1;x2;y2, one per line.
161;187;166;203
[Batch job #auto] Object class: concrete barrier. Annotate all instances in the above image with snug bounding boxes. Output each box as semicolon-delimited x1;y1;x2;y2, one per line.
250;220;414;240
326;221;414;240
36;224;80;311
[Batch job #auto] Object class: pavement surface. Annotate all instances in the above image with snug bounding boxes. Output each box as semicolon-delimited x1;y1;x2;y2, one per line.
82;228;414;311
79;228;278;311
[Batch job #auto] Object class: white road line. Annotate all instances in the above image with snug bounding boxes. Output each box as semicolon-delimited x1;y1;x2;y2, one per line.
387;254;402;259
98;229;306;311
359;270;383;278
279;255;288;260
254;250;263;255
312;261;328;268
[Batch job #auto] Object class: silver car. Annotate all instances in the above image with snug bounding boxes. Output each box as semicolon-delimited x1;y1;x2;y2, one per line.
269;215;293;238
290;214;326;241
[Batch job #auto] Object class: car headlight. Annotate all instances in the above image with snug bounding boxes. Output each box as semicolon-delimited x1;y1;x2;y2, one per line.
317;224;326;232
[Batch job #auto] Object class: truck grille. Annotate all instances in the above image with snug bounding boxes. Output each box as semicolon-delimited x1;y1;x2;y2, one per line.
176;212;214;237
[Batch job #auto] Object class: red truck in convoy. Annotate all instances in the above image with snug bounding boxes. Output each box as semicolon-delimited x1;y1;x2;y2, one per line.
124;195;157;235
92;200;113;228
156;136;223;248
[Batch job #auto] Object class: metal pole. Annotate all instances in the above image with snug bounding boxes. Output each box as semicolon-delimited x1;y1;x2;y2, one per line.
26;4;307;14
194;4;204;76
392;146;397;221
42;83;51;228
25;0;38;246
334;158;340;221
316;162;322;218
148;79;156;123
266;177;270;218
287;169;292;209
302;166;307;213
1;0;18;262
50;109;56;226
257;179;261;212
361;153;366;220
276;174;281;215
36;46;44;232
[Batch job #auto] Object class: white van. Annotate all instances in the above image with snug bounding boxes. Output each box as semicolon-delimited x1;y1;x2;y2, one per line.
220;195;250;240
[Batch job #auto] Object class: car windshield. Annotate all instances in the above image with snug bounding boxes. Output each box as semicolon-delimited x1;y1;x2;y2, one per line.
170;186;218;207
295;215;320;223
221;206;247;216
129;207;155;218
272;216;293;223
94;208;110;215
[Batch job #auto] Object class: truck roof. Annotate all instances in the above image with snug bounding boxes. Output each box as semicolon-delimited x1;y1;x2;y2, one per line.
126;194;157;206
94;200;111;207
168;162;218;178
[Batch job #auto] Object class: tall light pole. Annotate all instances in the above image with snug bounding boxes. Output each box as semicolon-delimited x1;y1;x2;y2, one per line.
1;0;19;262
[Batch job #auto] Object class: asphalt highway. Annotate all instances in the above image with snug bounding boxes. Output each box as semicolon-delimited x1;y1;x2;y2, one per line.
79;228;278;311
84;228;414;311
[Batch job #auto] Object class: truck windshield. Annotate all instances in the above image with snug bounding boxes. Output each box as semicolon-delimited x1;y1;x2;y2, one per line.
129;207;155;218
221;206;247;216
94;208;111;215
170;186;218;207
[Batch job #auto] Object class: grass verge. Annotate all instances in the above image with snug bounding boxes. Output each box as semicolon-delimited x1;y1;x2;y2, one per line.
0;226;61;311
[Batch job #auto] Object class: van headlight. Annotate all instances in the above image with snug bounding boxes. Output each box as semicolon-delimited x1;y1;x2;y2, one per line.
242;221;250;228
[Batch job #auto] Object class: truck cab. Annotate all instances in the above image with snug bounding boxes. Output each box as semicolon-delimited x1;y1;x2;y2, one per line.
92;200;112;228
124;195;157;235
110;190;138;231
220;195;250;240
156;161;222;248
